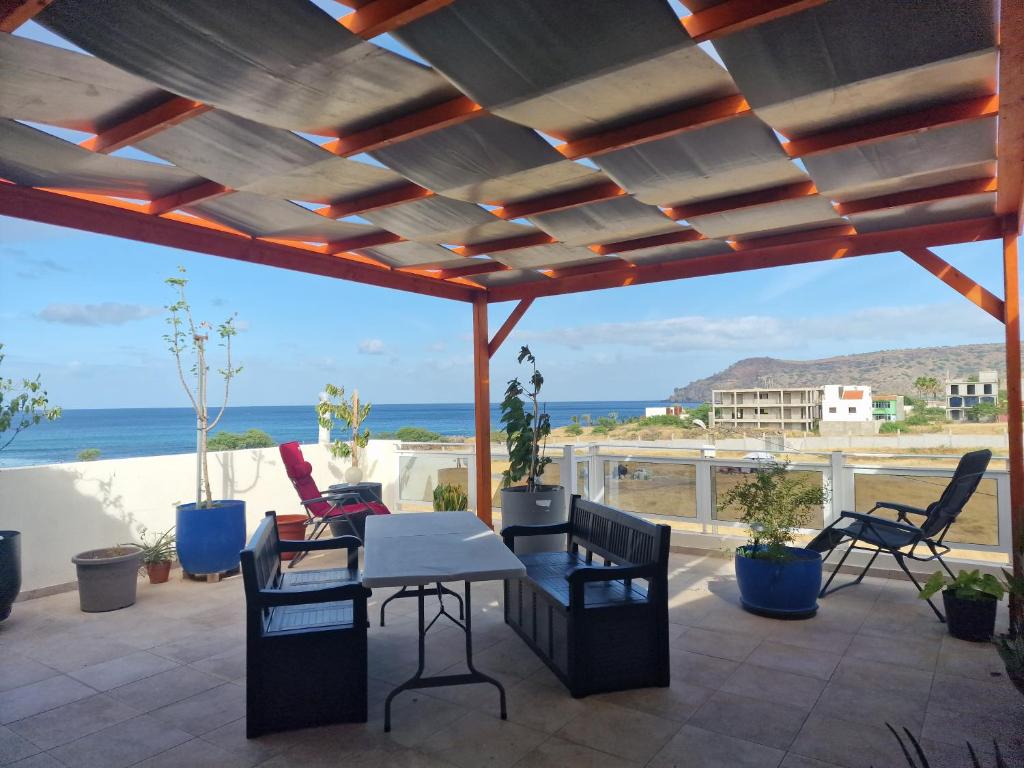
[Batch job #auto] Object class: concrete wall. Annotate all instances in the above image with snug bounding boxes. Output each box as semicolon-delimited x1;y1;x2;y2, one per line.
0;441;401;594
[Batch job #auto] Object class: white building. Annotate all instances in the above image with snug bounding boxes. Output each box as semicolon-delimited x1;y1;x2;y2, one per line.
711;387;821;431
645;405;685;418
820;385;876;435
946;370;1000;421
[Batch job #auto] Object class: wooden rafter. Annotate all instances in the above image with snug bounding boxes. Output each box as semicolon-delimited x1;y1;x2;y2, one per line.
0;0;53;32
472;296;492;526
1002;228;1023;630
666;181;817;221
492;181;625;220
148;180;232;216
681;0;826;42
438;261;508;280
324;231;404;253
488;299;533;358
339;0;452;38
316;182;432;219
454;232;556;257
997;0;1024;229
80;97;211;154
730;224;858;251
834;178;997;216
590;228;705;256
783;95;999;158
902;247;1005;322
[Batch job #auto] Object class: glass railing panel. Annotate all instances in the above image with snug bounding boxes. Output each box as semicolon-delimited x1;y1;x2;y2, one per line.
712;466;826;529
398;454;470;504
602;460;697;517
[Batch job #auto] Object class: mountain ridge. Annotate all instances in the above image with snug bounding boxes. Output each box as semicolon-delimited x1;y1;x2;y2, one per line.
669;343;1009;402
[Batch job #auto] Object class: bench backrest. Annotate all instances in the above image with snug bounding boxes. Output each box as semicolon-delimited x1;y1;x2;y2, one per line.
240;511;282;607
569;496;669;569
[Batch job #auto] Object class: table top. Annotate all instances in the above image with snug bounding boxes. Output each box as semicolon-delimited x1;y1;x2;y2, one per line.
362;512;526;588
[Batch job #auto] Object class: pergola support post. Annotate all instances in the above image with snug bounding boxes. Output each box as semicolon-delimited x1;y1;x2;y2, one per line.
488;299;534;358
1003;228;1023;631
472;295;492;528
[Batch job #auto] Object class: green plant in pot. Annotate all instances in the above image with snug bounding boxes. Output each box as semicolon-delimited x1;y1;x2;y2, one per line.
499;346;564;553
994;540;1024;697
718;461;827;617
132;527;176;585
317;383;371;484
919;569;1004;642
433;483;468;512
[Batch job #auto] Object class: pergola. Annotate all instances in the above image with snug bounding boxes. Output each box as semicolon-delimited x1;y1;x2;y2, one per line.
0;0;1020;602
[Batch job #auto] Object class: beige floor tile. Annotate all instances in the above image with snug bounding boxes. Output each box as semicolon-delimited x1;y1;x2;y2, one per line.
671;626;762;662
811;680;927;734
197;717;291;765
373;693;469;750
668;650;739;689
0;724;40;765
594;676;713;722
68;651;179;692
922;702;1024;754
133;738;258;768
779;754;843;768
0;676;96;725
720;663;826;712
189;649;245;682
420;710;548;768
0;655;58;695
746;641;841;681
511;736;642;768
556;700;679;763
20;633;139;675
648;724;785;768
106;666;224;712
4;754;64;768
789;713;912;768
845;632;940;673
928;672;1024;714
47;713;191;768
829;657;933;697
149;682;246;736
764;621;854;655
689;690;809;750
935;636;1010;681
502;677;588;734
8;694;138;750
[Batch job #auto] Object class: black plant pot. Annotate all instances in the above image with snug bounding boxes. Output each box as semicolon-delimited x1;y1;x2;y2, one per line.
0;531;22;622
942;589;997;642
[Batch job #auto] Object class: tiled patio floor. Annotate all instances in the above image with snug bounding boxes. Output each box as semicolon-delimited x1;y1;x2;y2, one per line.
2;551;1021;768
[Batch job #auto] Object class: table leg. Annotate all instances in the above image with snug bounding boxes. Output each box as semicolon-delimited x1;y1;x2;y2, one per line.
382;581;507;732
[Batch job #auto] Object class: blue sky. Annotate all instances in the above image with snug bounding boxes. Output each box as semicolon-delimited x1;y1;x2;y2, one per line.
0;215;1014;409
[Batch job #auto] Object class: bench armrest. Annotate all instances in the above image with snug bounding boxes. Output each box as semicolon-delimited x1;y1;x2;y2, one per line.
501;522;570;551
278;534;362;553
568;563;654;585
840;510;922;536
257;582;370;608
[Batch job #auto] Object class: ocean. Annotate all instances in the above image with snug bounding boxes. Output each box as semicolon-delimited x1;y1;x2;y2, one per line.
0;401;696;468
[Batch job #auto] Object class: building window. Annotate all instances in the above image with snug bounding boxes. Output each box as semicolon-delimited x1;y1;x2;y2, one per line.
828;407;837;414
950;385;959;395
848;407;857;414
984;384;993;394
967;384;976;395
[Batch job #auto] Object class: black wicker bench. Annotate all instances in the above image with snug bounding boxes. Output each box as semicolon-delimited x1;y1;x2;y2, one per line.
502;495;671;698
240;511;371;738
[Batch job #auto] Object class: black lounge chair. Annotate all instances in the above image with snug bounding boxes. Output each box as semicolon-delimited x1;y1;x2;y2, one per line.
808;449;992;622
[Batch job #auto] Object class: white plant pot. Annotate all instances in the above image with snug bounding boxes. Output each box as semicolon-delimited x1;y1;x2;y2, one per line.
344;465;364;484
500;485;567;554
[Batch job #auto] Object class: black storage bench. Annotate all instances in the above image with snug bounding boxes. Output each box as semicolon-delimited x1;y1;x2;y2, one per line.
240;511;371;738
501;495;671;698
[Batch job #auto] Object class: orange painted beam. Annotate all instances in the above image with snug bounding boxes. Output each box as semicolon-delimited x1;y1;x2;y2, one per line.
730;224;858;251
438;261;509;281
81;97;211;154
316;182;432;219
997;0;1024;229
320;96;484;155
492;181;625;220
556;95;749;160
544;258;633;280
835;178;997;216
324;231;404;253
902;247;1005;322
339;0;453;38
488;299;533;358
783;95;998;158
148;180;232;216
681;0;826;42
454;232;556;257
0;184;477;301
0;0;53;31
590;228;705;256
666;181;817;221
472;295;493;527
486;217;1003;302
1002;226;1023;630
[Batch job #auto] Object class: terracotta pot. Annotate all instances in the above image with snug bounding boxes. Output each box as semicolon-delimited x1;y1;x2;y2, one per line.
146;562;172;584
276;514;308;561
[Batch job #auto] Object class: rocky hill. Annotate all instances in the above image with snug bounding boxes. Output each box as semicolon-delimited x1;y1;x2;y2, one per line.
669;343;1009;402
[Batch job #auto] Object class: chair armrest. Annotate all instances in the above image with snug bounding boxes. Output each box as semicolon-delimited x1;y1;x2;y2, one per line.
257;582;370;607
299;495;335;507
278;534;362;553
839;511;922;536
568;563;654;585
501;522;570;550
874;501;928;522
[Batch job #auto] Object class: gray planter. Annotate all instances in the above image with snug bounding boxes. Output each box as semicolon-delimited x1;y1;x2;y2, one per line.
72;547;142;612
0;531;20;622
500;485;567;554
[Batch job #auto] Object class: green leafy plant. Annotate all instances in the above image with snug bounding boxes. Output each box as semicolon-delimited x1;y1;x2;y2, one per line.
76;448;101;461
994;540;1024;693
126;526;176;565
919;569;1005;602
391;426;443;442
879;421;902;433
968;402;999;422
164;267;241;507
317;384;370;466
913;376;940;400
206;429;274;451
0;343;61;453
432;482;468;512
499;346;550;490
717;462;826;562
565;422;583;436
884;723;1010;768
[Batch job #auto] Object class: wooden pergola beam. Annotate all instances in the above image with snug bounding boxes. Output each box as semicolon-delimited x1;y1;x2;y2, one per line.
834;178;997;217
80;97;211;154
590;228;705;256
324;231;404;253
681;0;827;42
997;0;1024;231
454;232;556;257
783;95;998;158
492;181;625;220
472;295;493;526
339;0;453;38
902;247;1005;322
0;0;53;32
317;182;432;219
666;181;817;221
437;261;508;280
147;180;232;216
0;183;477;301
1002;225;1023;631
487;299;534;359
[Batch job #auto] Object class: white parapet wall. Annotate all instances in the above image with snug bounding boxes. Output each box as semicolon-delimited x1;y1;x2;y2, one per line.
0;441;401;594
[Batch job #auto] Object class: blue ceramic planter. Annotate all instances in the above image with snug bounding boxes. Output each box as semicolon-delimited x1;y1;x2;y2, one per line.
735;545;822;618
176;500;246;576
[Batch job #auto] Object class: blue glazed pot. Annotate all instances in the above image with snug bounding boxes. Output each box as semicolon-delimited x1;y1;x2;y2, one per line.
176;500;246;576
734;545;822;618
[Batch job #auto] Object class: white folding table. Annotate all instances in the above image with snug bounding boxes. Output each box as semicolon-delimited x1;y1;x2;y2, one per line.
362;511;526;731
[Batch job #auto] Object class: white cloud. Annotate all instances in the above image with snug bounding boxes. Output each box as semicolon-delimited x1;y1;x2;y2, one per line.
36;302;162;326
357;338;386;355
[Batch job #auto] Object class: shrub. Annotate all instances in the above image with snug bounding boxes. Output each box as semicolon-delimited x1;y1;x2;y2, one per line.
637;414;687;428
76;448;101;461
565;423;583;436
640;429;659;441
688;402;711;425
207;428;275;451
394;426;443;442
879;421;902;433
432;482;468;511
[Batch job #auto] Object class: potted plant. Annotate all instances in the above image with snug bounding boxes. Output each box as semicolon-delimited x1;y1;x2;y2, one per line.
317;383;370;484
72;545;142;612
919;569;1005;642
995;541;1024;696
718;461;826;617
133;527;176;584
164;268;246;578
0;343;61;621
499;346;564;553
433;482;468;512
